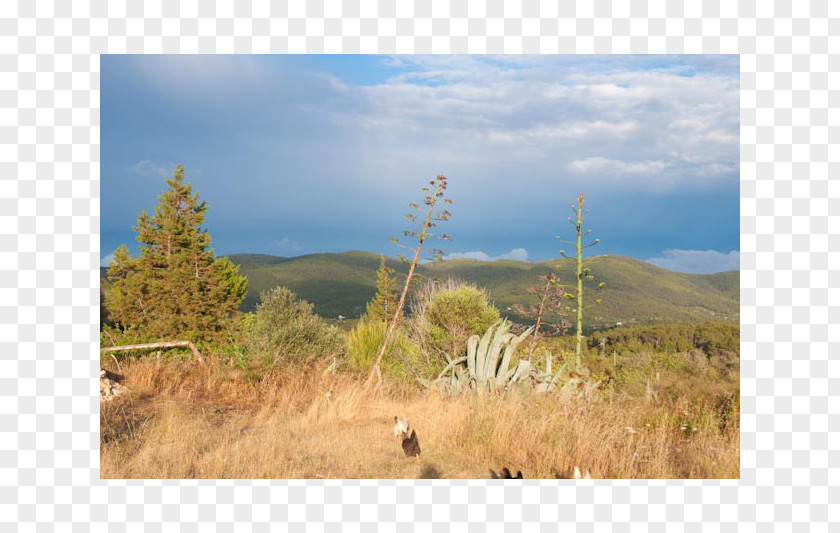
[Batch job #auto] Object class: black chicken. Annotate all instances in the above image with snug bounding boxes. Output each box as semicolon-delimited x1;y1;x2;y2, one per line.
490;467;523;479
401;429;421;458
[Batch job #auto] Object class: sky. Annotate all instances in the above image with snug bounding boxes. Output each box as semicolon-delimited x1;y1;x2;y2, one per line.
101;55;740;274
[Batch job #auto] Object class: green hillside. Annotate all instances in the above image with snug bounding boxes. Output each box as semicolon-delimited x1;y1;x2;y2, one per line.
221;251;739;329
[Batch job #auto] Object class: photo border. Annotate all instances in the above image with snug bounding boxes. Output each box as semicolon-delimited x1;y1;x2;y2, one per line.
2;0;828;528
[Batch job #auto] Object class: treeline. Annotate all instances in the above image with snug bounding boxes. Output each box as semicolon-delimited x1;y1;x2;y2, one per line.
590;322;740;359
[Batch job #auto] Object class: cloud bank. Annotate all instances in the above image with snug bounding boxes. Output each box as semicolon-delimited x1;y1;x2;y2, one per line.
446;248;529;262
101;55;739;262
645;249;739;274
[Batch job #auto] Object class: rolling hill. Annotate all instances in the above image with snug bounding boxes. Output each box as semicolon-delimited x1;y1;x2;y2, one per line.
222;251;739;329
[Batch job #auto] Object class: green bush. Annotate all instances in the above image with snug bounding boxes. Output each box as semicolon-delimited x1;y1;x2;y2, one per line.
347;320;432;382
409;279;501;362
244;287;344;370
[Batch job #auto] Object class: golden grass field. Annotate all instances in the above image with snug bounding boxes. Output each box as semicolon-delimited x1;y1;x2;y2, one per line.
100;358;739;479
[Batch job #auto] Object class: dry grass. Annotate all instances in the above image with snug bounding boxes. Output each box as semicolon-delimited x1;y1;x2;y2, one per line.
100;359;739;479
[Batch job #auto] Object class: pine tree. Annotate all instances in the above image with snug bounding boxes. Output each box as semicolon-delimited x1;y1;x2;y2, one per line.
364;255;399;323
105;165;247;343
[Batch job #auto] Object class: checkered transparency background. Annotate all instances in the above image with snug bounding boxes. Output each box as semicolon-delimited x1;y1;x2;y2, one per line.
0;0;836;529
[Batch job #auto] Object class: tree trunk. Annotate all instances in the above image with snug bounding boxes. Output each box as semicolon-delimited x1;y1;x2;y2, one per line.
101;340;205;365
371;187;442;387
574;193;584;373
371;208;433;386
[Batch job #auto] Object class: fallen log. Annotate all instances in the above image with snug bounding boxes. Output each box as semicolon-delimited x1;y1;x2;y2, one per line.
100;341;205;365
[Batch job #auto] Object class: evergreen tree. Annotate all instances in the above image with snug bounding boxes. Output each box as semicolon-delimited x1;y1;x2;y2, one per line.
364;255;399;323
105;165;247;343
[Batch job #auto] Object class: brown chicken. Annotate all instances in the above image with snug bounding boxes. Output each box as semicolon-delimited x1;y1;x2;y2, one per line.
401;429;421;458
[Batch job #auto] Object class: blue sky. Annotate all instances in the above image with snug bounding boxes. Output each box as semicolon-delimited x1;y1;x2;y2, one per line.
101;55;740;274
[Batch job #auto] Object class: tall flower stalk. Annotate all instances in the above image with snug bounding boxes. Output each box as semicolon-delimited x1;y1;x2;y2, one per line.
556;193;605;372
370;175;451;386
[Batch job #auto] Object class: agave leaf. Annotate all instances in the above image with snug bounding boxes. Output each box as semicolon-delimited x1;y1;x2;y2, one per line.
497;336;522;386
503;362;519;383
436;356;467;381
484;325;511;380
475;321;498;384
513;325;534;345
560;377;582;396
466;335;479;379
488;376;496;392
491;333;515;379
550;364;567;385
482;330;502;380
535;381;553;393
496;324;531;386
545;350;552;375
510;360;532;384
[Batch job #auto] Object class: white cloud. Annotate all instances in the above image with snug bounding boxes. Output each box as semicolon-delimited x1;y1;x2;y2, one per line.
122;55;738;195
345;56;738;191
490;121;637;145
131;160;173;179
446;248;529;262
100;253;114;267
276;237;301;252
569;157;669;175
645;249;739;274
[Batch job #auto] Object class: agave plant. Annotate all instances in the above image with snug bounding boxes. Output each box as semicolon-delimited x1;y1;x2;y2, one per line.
424;322;605;399
424;320;534;394
533;350;602;400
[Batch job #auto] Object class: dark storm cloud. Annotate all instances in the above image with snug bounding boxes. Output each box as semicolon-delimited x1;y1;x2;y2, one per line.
102;55;739;273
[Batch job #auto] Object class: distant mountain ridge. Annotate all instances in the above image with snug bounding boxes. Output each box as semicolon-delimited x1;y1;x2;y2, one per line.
223;251;739;329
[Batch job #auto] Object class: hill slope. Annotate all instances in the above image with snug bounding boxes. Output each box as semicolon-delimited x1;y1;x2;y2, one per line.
225;251;739;329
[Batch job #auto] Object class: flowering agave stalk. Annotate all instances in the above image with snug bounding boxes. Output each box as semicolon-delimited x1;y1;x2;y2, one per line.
370;175;451;387
556;193;605;372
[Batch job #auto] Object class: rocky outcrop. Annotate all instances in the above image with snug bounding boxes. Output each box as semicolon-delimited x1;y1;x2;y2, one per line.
100;369;129;401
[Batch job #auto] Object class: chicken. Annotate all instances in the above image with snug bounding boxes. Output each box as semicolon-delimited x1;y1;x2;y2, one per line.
401;429;421;458
393;416;409;439
490;467;523;479
573;466;592;479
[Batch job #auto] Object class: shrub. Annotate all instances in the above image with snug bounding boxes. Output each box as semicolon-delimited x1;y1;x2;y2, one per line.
347;320;432;382
409;279;501;362
244;287;344;371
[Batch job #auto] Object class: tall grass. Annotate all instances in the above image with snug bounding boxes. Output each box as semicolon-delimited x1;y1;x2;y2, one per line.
101;358;739;479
